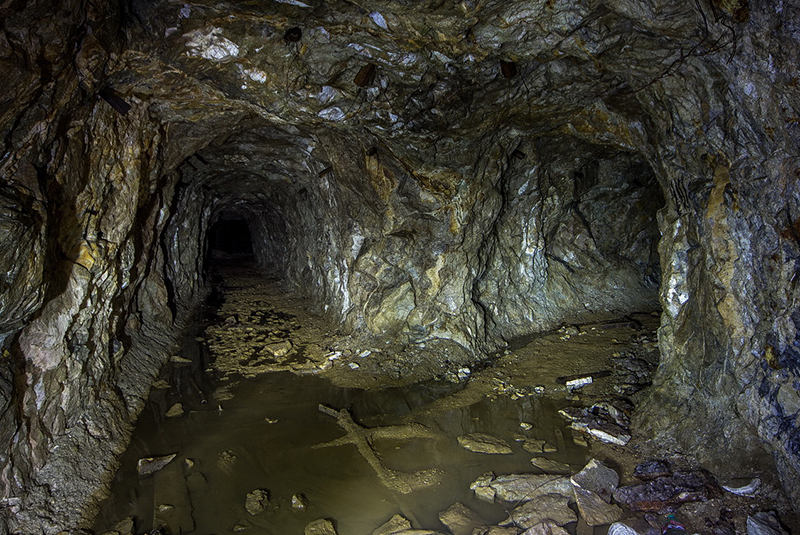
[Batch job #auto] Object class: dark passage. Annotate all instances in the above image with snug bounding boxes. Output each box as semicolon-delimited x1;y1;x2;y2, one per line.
207;218;254;259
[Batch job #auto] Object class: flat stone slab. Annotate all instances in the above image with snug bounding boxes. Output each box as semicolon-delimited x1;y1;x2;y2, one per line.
458;433;513;454
472;473;573;503
522;438;558;454
531;458;574;474
372;514;412;535
500;493;576;529
572;460;619;501
571;460;623;526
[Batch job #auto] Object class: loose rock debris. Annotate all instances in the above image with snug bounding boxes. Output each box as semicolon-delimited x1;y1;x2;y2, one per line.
104;273;795;535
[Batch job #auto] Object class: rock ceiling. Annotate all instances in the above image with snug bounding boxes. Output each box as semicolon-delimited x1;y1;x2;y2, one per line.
2;0;800;532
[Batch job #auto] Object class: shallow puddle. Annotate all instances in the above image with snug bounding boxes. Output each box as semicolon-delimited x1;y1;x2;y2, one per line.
94;267;655;534
95;361;589;534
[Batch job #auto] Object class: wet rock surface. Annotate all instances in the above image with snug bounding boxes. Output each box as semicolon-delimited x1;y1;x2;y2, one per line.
1;0;800;532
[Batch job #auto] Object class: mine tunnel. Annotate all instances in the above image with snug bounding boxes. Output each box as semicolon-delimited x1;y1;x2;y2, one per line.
207;216;255;260
2;0;800;534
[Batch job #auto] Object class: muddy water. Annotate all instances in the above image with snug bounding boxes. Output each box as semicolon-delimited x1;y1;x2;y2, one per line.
95;356;587;534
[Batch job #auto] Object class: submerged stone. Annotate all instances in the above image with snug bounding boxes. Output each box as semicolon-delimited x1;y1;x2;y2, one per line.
521;438;558;454
458;433;513;454
530;458;574;475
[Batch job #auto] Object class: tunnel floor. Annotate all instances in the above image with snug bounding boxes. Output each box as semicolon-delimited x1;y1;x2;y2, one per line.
93;266;785;535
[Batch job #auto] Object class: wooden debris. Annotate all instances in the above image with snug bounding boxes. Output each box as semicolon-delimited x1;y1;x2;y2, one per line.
315;405;443;494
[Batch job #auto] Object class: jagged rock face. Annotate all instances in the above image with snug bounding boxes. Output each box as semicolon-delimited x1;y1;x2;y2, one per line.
1;0;800;532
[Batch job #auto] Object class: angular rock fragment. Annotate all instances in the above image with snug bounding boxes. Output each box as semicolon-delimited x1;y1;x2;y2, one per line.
458;433;513;454
305;518;337;535
245;488;269;515
571;460;619;501
471;471;498;502
500;493;576;529
746;511;787;535
614;470;721;512
292;493;308;510
372;514;412;535
633;460;671;481
233;520;252;532
559;407;631;446
530;458;574;474
266;340;292;357
473;527;521;535
488;473;573;503
571;431;588;448
438;502;485;535
570;460;623;526
137;453;177;476
165;403;184;417
521;520;571;535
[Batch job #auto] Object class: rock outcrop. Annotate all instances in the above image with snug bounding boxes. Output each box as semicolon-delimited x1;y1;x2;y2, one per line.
1;0;799;532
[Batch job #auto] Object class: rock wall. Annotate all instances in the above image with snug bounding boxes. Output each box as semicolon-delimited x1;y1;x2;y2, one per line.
1;0;800;532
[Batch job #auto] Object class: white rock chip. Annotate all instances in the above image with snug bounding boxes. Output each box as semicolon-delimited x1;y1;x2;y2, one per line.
184;28;240;62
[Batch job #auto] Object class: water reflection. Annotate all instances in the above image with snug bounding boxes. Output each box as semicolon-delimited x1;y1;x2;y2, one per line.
96;362;587;534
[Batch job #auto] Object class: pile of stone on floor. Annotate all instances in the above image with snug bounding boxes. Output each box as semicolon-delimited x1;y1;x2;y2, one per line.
102;454;787;535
